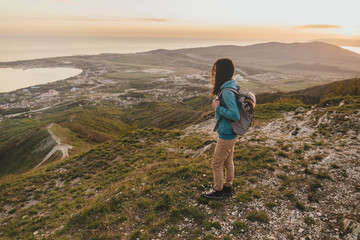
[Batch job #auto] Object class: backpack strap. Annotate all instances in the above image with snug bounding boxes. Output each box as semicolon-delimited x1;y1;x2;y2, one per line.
217;88;239;99
213;115;223;132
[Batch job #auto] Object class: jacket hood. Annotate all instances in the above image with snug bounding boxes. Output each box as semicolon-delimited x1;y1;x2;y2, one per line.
220;79;239;90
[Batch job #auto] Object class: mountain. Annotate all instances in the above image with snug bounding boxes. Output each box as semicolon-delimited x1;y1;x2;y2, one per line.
0;94;359;239
146;42;360;90
1;43;359;239
0;41;359;175
175;41;360;66
257;77;360;104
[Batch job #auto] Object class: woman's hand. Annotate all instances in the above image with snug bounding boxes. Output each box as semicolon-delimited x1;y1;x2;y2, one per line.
212;99;220;109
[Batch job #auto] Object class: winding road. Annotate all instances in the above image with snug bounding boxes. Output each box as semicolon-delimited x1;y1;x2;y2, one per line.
34;123;72;169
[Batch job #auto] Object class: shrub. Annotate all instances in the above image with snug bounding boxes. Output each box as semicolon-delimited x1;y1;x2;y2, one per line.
246;210;270;223
209;201;223;209
251;190;262;199
129;230;141;240
304;144;311;151
309;181;323;192
284;191;295;201
180;207;206;223
316;172;332;180
304;217;315;225
295;201;306;211
274;97;303;105
155;194;172;212
236;192;253;203
265;202;277;209
232;220;247;233
277;151;289;158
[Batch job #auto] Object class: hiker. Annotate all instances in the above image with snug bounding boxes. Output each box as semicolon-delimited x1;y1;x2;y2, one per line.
202;58;240;200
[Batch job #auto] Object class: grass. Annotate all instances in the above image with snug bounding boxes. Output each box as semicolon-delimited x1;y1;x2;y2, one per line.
265;202;277;209
0;123;283;239
304;217;316;225
0;95;211;176
235;189;262;201
232;220;247;234
121;97;212;129
295;201;306;211
1;91;359;239
255;102;308;120
205;221;221;230
0;128;56;175
245;210;270;223
50;123;92;155
316;172;332;180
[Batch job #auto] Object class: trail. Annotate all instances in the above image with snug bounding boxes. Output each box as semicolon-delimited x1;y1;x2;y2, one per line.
34;123;72;169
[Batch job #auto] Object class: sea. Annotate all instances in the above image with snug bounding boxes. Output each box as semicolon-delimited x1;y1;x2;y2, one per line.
0;68;83;93
0;36;261;93
0;36;359;93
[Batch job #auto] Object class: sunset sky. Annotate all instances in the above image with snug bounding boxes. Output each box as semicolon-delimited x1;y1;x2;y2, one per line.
1;0;360;45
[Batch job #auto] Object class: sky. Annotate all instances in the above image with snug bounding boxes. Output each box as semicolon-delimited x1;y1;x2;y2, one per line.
1;0;360;45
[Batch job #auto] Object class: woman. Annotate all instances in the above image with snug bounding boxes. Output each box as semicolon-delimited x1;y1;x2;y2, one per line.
202;58;240;200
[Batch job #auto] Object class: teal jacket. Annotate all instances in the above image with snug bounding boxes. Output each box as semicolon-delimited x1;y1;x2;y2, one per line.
215;80;240;140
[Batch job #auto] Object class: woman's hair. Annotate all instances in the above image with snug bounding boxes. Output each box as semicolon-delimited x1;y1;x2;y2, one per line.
210;58;235;96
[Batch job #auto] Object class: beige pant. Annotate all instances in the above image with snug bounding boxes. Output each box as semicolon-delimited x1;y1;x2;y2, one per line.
211;137;238;191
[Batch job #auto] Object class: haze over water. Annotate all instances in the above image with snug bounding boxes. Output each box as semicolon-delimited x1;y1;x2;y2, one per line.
0;36;263;62
0;35;359;93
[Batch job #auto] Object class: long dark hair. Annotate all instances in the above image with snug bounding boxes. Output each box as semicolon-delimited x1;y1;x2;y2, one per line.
210;58;235;96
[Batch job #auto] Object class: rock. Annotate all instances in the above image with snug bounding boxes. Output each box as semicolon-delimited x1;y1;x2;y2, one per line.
33;231;39;235
343;219;360;240
296;107;306;113
55;179;64;188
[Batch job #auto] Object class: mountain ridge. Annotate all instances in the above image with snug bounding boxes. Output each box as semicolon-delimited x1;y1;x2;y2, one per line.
1;94;359;239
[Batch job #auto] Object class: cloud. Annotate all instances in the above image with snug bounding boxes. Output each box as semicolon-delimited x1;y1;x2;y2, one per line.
2;14;172;23
296;24;342;29
65;16;172;23
134;18;170;22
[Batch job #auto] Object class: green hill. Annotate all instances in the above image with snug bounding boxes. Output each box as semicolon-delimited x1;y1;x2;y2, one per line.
0;96;212;176
257;77;360;104
0;95;359;239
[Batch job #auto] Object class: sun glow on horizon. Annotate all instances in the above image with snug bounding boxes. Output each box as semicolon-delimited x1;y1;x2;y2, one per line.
0;0;359;46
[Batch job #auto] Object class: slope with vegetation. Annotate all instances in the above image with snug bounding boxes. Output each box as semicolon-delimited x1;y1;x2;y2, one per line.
0;78;359;239
257;77;360;104
0;95;212;176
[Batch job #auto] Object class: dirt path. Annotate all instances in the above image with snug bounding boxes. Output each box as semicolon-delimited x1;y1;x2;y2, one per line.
34;123;72;169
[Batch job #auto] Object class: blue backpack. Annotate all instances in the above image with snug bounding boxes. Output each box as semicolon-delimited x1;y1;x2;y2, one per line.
214;88;256;136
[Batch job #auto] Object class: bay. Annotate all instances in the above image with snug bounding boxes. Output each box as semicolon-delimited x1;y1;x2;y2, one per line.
0;68;82;93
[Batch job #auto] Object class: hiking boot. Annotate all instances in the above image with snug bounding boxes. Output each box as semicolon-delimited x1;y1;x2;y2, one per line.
201;188;224;200
222;185;232;197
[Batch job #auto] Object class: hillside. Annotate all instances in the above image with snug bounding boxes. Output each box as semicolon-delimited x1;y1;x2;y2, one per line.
257;77;360;104
0;95;359;239
175;41;360;71
0;96;212;176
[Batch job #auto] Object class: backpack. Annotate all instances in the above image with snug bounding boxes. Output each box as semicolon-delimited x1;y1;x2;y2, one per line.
213;88;256;136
